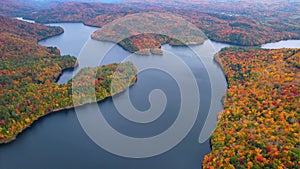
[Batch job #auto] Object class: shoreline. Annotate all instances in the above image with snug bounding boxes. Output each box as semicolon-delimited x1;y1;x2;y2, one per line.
213;50;228;86
91;37;206;55
55;61;79;83
37;28;64;42
22;17;300;49
0;81;136;145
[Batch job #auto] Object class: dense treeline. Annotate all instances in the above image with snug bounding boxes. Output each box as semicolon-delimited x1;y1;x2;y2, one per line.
0;16;137;144
203;48;300;168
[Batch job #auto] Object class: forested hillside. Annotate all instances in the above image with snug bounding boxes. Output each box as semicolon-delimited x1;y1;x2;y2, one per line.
203;48;300;168
0;16;137;144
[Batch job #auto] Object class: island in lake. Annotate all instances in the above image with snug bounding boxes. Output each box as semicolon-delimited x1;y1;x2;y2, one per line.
91;12;206;55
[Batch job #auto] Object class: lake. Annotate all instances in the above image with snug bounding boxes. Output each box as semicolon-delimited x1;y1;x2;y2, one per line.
0;21;299;169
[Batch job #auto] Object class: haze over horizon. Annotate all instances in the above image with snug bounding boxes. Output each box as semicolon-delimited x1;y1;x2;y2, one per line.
11;0;300;5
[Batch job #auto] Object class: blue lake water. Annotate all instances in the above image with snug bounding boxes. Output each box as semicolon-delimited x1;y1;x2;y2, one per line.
1;20;300;169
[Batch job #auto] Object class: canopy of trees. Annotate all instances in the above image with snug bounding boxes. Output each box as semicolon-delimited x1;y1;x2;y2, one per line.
203;47;300;168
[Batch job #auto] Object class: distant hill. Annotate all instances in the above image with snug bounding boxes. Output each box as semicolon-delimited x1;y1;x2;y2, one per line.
0;0;35;17
1;0;299;48
0;0;121;16
22;0;300;47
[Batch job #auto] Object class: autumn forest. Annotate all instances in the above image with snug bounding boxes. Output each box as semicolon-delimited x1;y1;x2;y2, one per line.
0;0;299;168
0;15;137;143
